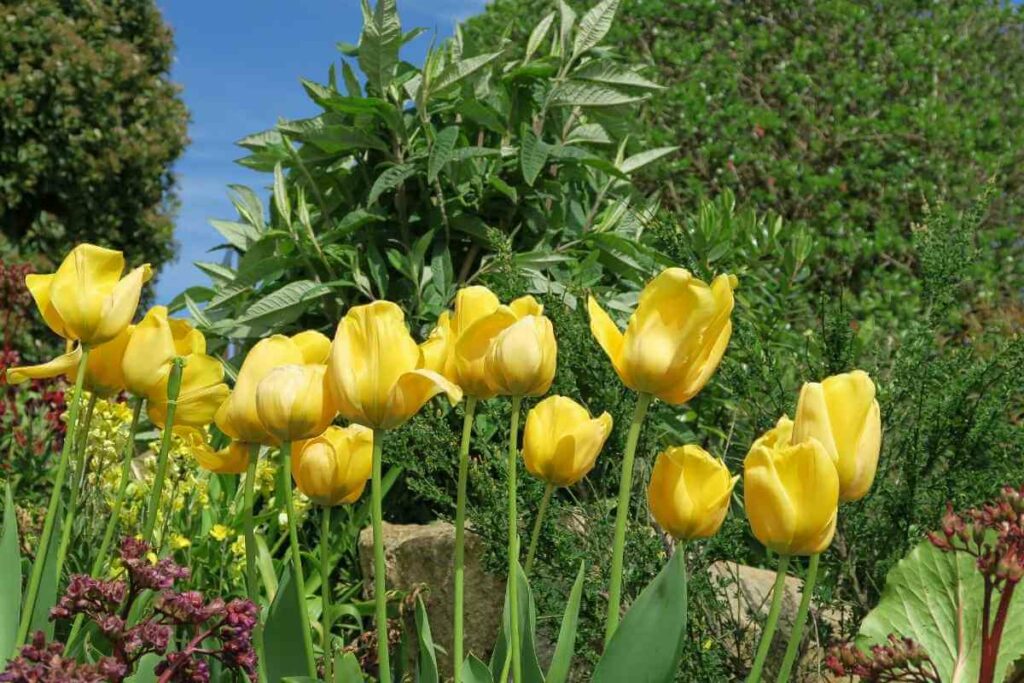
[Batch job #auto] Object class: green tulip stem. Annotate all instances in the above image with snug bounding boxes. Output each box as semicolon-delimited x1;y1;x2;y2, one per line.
54;392;97;577
507;395;524;683
747;554;792;683
681;543;689;636
321;504;334;683
370;434;392;683
281;440;317;677
524;483;554;574
242;444;268;683
15;345;91;648
141;357;185;545
776;553;820;682
453;396;478;683
604;391;653;644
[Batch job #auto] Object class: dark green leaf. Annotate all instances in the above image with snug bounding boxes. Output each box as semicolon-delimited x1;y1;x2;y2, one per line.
28;502;61;640
368;163;416;205
415;596;439;683
358;0;402;93
235;280;328;326
572;0;620;58
336;652;365;682
549;81;647;107
0;485;21;668
428;126;460;182
546;561;586;683
462;655;493;683
489;562;543;683
264;569;310;683
520;128;549;186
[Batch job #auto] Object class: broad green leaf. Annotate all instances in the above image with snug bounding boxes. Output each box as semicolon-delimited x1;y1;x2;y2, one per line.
237;128;284;151
573;61;663;90
592;550;688;683
548;81;647;107
278;116;389;154
228;184;266;229
858;540;1024;683
336;651;365;682
210;219;261;251
432;51;505;94
451;146;503;162
273;163;291;221
341;60;362;96
520;129;549;187
557;1;576;56
322;209;385;244
193;261;236;284
489;562;543;683
368;163;416;205
184;293;212;328
255;533;278;601
0;485;21;668
358;0;402;93
428;126;460;183
126;653;161;682
546;561;586;683
525;12;556;62
566;122;612;145
462;655;494;683
264;569;309;683
572;0;620;58
235;280;328;326
619;146;678;174
415;596;439;683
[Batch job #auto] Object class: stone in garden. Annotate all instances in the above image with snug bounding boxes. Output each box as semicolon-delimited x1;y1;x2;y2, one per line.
358;521;505;677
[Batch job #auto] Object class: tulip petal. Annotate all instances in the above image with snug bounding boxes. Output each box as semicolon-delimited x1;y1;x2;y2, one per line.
381;369;463;430
292;330;331;364
452;286;500;338
743;444;798;553
453;306;518;398
509;295;543;318
822;370;876;461
48;245;126;343
774;439;839;555
5;347;82;384
123;306;178;397
420;311;452;375
587;296;628;385
26;273;69;339
79;325;133;396
92;264;152;345
843;399;881;502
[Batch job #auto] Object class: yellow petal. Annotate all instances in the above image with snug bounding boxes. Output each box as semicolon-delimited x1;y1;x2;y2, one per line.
522;396;610;487
48;244;126;343
218;335;306;444
79;325;133;396
380;369;463;430
842;399;881;502
486;315;557;397
194;439;250;475
509;295;543;318
743;444;798;554
5;347;82;384
26;273;69;339
586;296;628;387
648;445;735;541
122;306;178;397
169;318;206;356
293;424;373;505
420;311;453;376
92;264;152;345
451;286;500;339
291;330;331;364
255;364;335;442
452;306;518;398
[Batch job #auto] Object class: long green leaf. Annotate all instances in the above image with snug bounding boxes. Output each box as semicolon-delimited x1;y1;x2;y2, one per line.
489;562;543;683
264;568;309;683
210;219;261;251
415;596;439;683
235;280;328;326
336;652;365;682
432;52;504;94
462;655;493;683
572;0;620;58
520;129;549;187
548;81;647;107
358;0;402;93
27;501;61;641
592;550;688;683
125;653;161;682
368;164;416;205
525;13;557;62
546;562;586;683
0;484;21;667
428;126;460;183
573;61;663;90
618;146;678;174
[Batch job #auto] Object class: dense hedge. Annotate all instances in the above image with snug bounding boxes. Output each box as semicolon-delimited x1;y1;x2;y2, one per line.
0;0;187;276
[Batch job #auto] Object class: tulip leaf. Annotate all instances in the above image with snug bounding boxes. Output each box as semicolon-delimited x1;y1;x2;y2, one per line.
546;561;586;683
29;500;62;641
592;550;687;683
415;595;439;683
462;655;494;683
857;539;1024;683
0;484;21;668
489;561;544;683
264;568;310;683
335;652;365;682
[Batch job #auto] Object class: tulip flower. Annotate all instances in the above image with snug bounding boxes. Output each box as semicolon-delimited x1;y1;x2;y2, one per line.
648;445;737;541
292;424;372;506
255;364;336;443
6;325;134;398
793;370;882;503
588;268;737;405
193;438;250;475
522;396;612;488
487;315;557;398
743;417;840;683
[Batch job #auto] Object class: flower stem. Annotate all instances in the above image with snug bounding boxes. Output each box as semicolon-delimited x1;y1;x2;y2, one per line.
507;395;523;683
603;392;652;645
980;580;1017;683
243;444;267;683
453;396;478;682
281;440;317;677
141;357;185;546
525;484;554;575
321;504;334;683
370;433;392;683
54;392;97;576
15;346;91;648
747;554;792;683
776;553;820;682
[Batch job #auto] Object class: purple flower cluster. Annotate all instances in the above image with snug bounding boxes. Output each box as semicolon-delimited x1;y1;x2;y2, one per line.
826;635;939;682
1;538;259;683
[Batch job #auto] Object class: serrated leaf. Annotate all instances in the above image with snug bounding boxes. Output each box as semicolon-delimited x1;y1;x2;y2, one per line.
619;146;678;174
367;163;416;205
0;485;21;668
432;51;504;94
525;13;556;62
858;540;1024;683
558;1;576;55
341;60;361;96
573;60;663;90
184;293;212;328
451;146;503;162
273;163;291;221
566;122;612;145
428;126;459;182
548;81;647;107
194;261;236;284
358;0;402;93
572;0;620;58
235;280;328;325
520;129;549;186
278;116;389;154
237;129;284;151
228;184;266;229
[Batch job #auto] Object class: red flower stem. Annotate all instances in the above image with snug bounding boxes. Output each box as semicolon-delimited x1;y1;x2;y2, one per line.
980;581;1018;683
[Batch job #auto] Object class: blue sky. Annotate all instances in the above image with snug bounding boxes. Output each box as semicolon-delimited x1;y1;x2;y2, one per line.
156;0;489;303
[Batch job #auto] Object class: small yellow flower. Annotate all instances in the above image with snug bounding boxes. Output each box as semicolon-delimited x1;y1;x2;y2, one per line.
230;535;246;558
210;524;231;542
169;533;192;550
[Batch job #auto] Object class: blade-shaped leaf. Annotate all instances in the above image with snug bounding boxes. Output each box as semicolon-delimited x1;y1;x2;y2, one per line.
548;81;647;107
619;146;678;174
27;503;61;640
489;562;543;683
428;126;460;183
432;51;505;94
210;219;261;252
264;568;309;683
546;561;586;683
572;0;620;58
415;596;439;683
462;655;493;683
520;129;549;187
858;540;1024;683
336;651;365;682
592;550;688;683
358;0;402;94
558;1;576;55
573;60;663;91
368;163;416;205
235;280;328;326
0;484;21;667
273;163;291;221
525;12;556;62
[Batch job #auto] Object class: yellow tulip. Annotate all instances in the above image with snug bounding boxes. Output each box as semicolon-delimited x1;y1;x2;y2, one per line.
588;268;736;404
793;370;882;503
6;325;134;397
147;354;231;429
255;364;336;443
215;331;331;445
422;286;544;399
292;424;373;506
743;417;839;556
25;243;151;347
647;445;738;541
182;429;249;475
327;300;462;430
522;395;612;487
486;315;557;397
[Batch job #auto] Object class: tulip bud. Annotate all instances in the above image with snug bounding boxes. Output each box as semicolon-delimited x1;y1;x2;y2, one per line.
292;425;373;506
522;396;612;487
255;364;335;443
486;315;557;397
793;370;882;502
744;417;840;556
648;445;738;541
